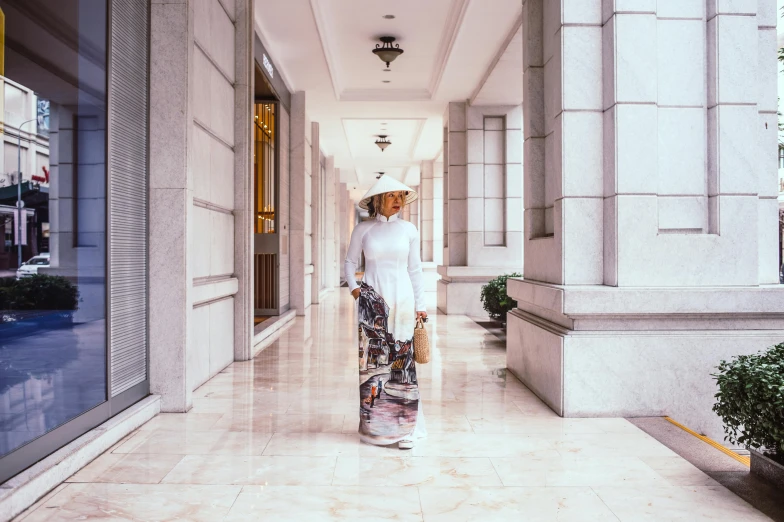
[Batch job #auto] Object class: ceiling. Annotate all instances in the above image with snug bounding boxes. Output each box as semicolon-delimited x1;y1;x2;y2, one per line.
254;0;522;193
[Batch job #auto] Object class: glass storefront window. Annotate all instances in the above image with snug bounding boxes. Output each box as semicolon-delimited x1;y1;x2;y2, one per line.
254;103;276;234
0;0;108;458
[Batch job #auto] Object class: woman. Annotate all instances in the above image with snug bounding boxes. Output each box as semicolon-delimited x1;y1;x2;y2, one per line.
344;176;428;450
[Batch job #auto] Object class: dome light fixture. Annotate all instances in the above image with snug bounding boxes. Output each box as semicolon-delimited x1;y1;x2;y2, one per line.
372;36;404;68
375;135;391;152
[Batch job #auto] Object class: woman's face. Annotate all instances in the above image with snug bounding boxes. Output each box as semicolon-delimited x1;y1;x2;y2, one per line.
379;191;406;217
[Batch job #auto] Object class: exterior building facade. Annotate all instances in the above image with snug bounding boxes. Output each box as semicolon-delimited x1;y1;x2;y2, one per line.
1;0;783;518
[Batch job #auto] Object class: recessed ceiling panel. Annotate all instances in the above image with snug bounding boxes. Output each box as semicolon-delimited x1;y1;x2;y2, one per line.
343;118;426;161
319;0;455;95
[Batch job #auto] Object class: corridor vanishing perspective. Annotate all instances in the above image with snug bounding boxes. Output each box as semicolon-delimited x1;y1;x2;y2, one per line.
14;292;770;521
2;0;784;519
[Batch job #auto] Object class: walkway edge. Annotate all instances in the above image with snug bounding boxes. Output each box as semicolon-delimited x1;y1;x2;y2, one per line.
665;416;750;466
0;395;161;521
253;309;297;356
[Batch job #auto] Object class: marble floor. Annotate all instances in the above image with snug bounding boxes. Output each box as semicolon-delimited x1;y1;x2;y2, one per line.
15;291;772;521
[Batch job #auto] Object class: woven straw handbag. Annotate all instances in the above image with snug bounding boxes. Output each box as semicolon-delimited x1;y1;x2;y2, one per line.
414;317;431;364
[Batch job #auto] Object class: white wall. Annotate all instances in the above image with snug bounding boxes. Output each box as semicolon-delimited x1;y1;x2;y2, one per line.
188;0;238;390
150;0;251;410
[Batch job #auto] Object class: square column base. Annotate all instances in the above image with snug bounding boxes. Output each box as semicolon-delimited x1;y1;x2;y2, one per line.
506;279;784;442
436;266;518;317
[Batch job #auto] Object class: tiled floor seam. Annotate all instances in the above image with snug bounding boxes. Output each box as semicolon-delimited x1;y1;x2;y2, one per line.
157;455;187;484
588;486;623;522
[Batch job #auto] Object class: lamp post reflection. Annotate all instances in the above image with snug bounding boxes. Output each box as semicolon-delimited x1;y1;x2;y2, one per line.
16;117;36;267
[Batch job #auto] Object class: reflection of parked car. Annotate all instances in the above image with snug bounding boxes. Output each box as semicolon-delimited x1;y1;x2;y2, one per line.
16;253;50;279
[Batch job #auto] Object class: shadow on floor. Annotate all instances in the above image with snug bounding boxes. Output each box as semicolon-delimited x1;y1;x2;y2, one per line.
629;417;784;522
472;319;506;344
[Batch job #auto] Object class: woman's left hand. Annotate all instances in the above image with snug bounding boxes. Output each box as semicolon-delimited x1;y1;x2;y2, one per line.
416;311;428;321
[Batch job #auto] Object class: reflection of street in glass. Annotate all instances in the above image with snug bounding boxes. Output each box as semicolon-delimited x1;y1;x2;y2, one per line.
0;320;106;456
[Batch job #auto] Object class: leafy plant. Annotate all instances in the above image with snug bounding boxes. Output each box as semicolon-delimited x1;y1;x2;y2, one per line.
713;343;784;465
1;275;79;311
480;273;522;322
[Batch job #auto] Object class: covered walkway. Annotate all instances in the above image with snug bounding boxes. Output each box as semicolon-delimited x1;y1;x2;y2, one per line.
15;291;770;521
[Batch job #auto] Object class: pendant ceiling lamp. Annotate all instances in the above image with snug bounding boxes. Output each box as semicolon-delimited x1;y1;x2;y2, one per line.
372;36;404;68
376;172;385;179
375;135;391;152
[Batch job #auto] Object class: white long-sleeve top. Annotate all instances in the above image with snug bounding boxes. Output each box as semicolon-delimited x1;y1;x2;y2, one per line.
344;213;426;341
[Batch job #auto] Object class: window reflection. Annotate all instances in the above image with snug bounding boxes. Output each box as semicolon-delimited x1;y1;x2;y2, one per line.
0;0;107;458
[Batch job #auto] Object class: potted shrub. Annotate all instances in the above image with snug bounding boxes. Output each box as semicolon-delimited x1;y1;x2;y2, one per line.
480;273;522;323
713;343;784;489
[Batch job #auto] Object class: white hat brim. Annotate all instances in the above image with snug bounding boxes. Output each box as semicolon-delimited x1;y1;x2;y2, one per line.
358;176;418;211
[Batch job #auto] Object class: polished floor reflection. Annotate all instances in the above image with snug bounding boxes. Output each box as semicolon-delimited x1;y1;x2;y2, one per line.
15;291;771;521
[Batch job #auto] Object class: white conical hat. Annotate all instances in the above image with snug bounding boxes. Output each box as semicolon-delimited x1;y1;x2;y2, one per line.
358;176;418;210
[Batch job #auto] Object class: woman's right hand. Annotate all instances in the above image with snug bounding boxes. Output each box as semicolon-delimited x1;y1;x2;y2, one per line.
351;288;361;300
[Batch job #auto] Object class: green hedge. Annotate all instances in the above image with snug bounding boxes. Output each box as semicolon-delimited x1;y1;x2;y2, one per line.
713;343;784;464
480;273;522;322
0;275;79;312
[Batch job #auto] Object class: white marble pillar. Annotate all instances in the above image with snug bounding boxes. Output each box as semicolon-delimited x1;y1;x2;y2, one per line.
289;92;312;315
310;122;322;304
419;161;436;263
339;181;350;285
419;160;443;265
433;161;443;266
409;186;420;232
508;0;784;441
233;0;254;361
324;157;337;289
437;102;524;316
333;166;342;287
149;0;194;412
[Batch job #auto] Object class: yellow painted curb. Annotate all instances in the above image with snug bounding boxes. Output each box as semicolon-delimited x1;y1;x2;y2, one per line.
664;417;750;467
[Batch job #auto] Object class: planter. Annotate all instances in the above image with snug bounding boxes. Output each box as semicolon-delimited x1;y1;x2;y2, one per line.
750;449;784;490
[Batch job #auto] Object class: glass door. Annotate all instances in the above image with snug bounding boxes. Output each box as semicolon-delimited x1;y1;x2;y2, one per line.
253;102;279;317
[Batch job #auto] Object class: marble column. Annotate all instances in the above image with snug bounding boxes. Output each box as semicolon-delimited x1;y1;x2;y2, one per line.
409;187;420;232
433;161;443;266
310;122;322;304
437;102;524;317
419;161;443;265
289;92;312;315
149;0;194;412
339;181;350;285
324;157;338;289
233;0;254;361
420;161;436;262
333;167;342;287
508;0;784;441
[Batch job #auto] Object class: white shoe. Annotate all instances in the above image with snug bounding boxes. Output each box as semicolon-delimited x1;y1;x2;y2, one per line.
398;439;414;450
